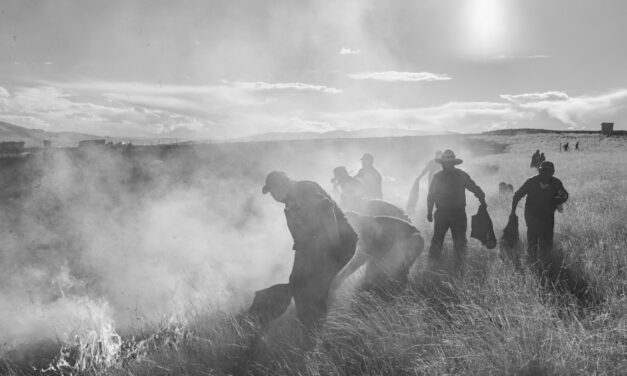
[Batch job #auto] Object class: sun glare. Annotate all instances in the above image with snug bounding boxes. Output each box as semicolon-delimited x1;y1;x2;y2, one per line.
463;0;507;58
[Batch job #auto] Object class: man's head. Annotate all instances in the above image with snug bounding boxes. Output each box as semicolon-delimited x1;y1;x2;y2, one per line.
435;149;463;169
360;153;374;167
331;166;350;184
538;161;555;180
262;171;292;202
536;149;540;153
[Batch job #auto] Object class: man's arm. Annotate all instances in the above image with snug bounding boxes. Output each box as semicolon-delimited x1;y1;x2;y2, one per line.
427;175;439;221
511;180;530;213
464;173;486;206
406;178;420;214
554;180;569;205
318;198;342;246
416;162;431;180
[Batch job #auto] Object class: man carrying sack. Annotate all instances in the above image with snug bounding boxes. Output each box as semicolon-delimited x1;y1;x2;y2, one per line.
427;150;486;275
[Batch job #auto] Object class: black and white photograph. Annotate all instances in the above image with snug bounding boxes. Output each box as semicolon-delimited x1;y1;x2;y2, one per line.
0;0;625;375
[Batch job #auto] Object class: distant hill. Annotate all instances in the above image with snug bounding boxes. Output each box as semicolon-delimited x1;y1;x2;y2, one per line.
482;128;626;136
234;128;456;142
0;121;111;147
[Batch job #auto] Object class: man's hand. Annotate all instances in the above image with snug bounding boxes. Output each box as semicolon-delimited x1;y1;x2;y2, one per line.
427;212;433;222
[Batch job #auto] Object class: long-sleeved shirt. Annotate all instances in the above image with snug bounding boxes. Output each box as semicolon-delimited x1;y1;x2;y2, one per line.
513;176;569;218
427;168;485;212
355;166;383;199
284;181;357;252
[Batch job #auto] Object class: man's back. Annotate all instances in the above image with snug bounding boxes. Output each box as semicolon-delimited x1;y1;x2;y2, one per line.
514;176;568;218
428;168;483;210
356;166;383;199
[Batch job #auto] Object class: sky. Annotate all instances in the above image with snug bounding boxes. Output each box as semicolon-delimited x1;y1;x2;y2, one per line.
1;0;626;139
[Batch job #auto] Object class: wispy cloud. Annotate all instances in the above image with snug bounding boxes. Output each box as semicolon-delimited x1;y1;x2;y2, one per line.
492;54;550;60
339;47;361;55
232;81;342;94
348;71;452;82
501;91;569;103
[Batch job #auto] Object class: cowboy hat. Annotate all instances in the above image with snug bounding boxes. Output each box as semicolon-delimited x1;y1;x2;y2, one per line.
435;149;463;165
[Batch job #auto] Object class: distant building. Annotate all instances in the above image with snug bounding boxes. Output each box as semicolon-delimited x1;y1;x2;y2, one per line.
0;141;25;155
78;139;106;148
601;122;614;136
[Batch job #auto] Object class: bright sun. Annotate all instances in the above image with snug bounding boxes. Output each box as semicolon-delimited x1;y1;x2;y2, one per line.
464;0;507;57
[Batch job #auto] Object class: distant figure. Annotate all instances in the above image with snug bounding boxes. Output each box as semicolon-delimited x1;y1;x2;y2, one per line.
563;142;569;152
511;161;569;268
575;141;580;150
530;150;541;168
355;153;383;199
537;153;546;167
262;171;357;330
406;150;443;215
331;212;424;294
559;143;562;152
331;166;368;212
427;150;486;274
499;182;514;194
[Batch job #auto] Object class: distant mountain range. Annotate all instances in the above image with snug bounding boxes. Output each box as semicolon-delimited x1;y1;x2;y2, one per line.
233;128;458;142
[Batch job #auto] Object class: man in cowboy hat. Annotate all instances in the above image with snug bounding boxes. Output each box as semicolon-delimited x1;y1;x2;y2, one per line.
355;153;383;199
331;166;368;212
427;149;486;273
511;161;569;267
261;171;357;330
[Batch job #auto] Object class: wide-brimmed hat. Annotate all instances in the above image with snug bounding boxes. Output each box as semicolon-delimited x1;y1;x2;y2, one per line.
331;166;350;183
262;170;290;194
435;149;463;165
539;161;555;171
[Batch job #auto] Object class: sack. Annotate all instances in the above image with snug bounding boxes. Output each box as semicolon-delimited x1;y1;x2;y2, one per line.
470;205;497;249
247;283;292;325
501;214;520;249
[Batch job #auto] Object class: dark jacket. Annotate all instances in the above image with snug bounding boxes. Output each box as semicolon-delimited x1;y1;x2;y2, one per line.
513;176;568;218
356;166;383;199
427;168;485;212
284;181;357;252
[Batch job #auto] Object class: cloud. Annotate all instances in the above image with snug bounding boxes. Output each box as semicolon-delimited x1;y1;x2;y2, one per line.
339;47;361;55
348;71;452;82
501;91;570;103
501;89;627;125
492;54;550;60
232;81;342;94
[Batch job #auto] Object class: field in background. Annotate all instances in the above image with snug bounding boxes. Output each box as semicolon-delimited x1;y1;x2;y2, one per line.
0;133;625;375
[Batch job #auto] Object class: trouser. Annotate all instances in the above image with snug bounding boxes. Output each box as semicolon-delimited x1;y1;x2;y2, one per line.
524;213;563;279
524;213;554;263
289;241;355;330
429;208;467;268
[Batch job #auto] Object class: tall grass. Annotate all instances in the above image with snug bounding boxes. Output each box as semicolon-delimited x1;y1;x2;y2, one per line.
4;134;626;375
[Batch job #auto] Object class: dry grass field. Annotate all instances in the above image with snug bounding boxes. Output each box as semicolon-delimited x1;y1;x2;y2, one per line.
0;133;625;375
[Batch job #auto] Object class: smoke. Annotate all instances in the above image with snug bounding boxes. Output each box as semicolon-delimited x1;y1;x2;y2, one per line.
0;145;293;349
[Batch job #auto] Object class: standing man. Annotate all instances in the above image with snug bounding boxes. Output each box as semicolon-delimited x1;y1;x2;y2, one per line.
427;150;486;273
511;161;569;268
355;153;383;199
262;171;357;330
530;150;541;168
406;150;443;215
